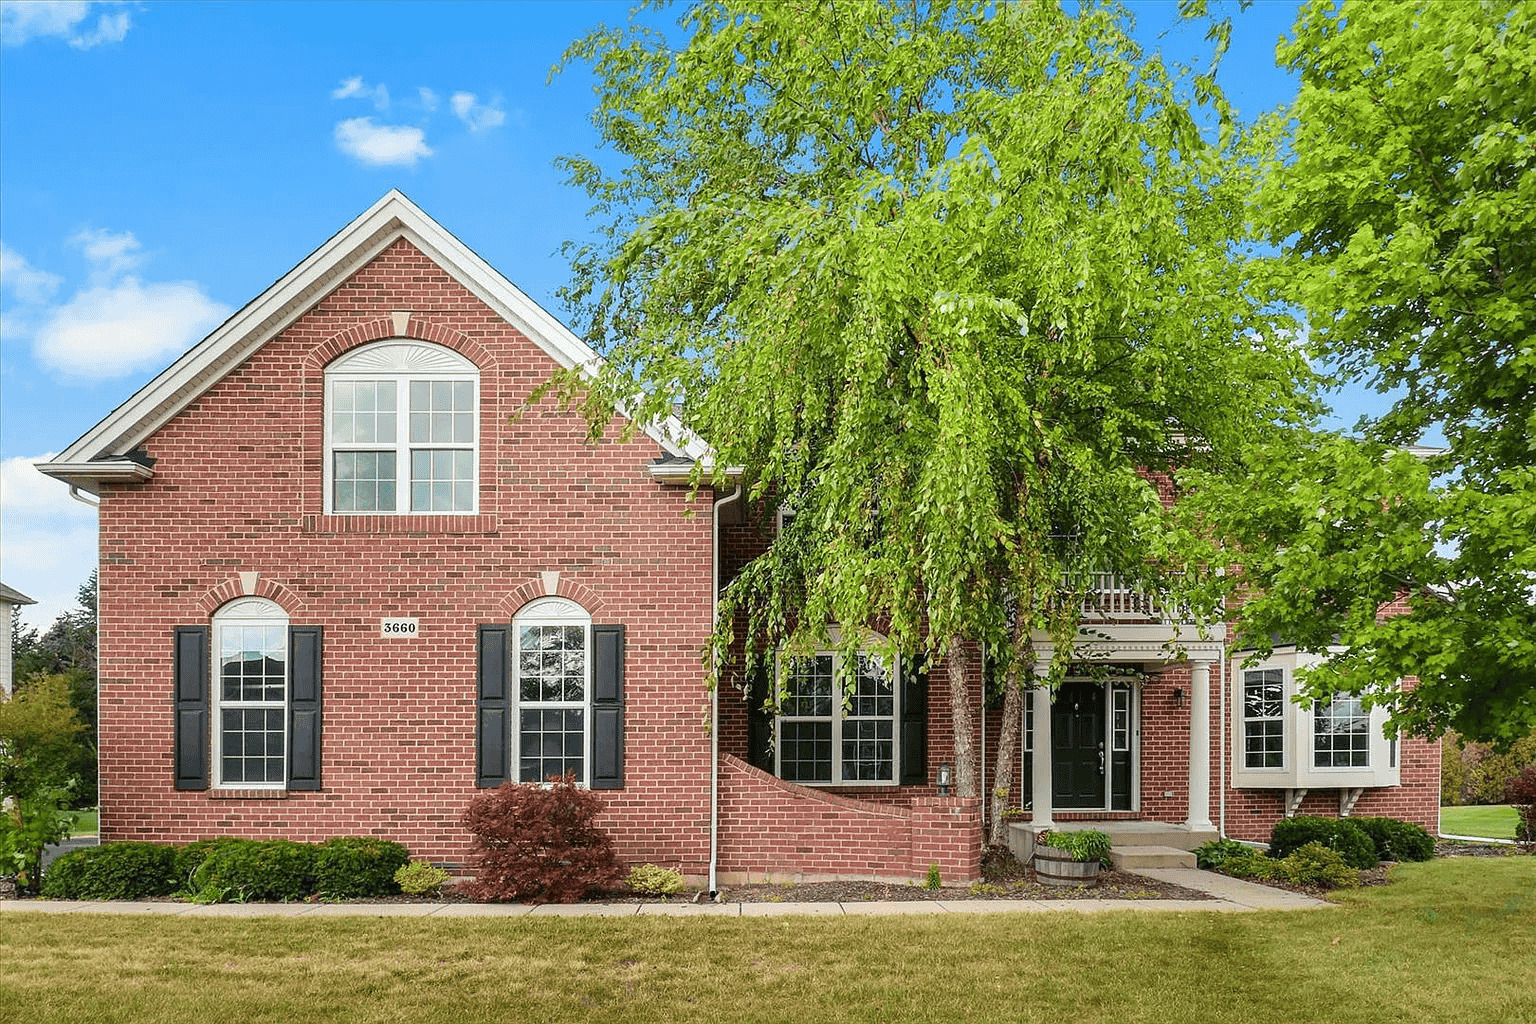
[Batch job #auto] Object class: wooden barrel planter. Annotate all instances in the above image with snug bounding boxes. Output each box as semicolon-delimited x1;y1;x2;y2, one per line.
1033;845;1102;887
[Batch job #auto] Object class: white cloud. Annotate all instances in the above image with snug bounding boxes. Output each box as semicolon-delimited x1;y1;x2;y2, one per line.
0;453;97;633
32;277;231;378
69;227;145;278
417;86;439;113
450;91;506;132
332;75;389;111
334;117;432;167
0;1;130;49
0;244;63;304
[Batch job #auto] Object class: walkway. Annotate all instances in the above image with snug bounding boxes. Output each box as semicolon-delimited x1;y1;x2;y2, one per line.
3;868;1329;917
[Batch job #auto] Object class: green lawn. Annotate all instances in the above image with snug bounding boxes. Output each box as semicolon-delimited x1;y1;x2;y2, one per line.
1440;804;1519;840
69;808;98;837
1;858;1532;1023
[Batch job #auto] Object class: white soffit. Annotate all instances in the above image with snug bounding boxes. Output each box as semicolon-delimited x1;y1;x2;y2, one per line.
41;190;708;487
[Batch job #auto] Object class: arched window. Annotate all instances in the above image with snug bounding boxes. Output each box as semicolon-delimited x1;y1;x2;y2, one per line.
513;598;592;784
324;340;479;514
211;597;289;788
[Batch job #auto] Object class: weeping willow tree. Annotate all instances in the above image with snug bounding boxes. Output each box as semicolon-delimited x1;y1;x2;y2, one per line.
552;0;1314;826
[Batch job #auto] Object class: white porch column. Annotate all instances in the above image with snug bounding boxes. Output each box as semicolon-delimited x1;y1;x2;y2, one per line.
1186;659;1213;830
1031;676;1053;827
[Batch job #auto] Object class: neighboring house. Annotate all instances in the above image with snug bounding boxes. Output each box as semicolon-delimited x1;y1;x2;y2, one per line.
1;582;38;697
38;193;1439;883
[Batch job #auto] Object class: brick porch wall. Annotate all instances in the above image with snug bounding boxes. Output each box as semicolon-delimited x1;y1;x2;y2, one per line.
717;756;981;883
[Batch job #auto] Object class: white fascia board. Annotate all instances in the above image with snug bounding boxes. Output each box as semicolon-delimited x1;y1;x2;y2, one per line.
646;459;745;485
35;460;154;494
43;190;710;470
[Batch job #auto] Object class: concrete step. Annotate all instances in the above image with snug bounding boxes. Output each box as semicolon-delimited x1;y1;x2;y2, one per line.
1110;845;1196;870
1009;820;1218;854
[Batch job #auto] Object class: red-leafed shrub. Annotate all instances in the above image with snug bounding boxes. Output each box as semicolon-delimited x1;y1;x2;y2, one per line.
1506;765;1536;849
459;776;622;903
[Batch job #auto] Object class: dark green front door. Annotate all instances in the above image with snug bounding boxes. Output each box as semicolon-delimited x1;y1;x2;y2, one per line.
1052;680;1105;808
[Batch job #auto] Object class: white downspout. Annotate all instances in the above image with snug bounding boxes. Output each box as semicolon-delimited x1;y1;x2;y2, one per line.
68;485;101;508
709;483;743;898
1218;652;1227;838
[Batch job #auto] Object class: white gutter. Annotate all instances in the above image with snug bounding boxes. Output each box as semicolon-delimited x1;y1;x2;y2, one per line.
709;483;743;897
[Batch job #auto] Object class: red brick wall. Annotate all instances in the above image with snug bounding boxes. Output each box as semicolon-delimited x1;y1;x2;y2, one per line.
718;756;980;883
95;238;718;872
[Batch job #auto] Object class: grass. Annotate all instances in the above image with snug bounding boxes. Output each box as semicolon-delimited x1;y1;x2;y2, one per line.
69;808;98;837
1439;804;1520;840
1;858;1532;1023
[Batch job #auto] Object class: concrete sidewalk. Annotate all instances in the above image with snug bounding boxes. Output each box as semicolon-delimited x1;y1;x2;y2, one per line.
2;868;1331;917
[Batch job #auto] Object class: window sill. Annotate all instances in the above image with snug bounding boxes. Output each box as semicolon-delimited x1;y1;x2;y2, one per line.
209;789;292;800
304;513;497;535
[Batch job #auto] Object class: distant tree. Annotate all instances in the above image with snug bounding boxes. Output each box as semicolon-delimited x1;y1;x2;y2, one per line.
0;674;84;892
1181;1;1536;746
11;572;97;806
557;0;1311;820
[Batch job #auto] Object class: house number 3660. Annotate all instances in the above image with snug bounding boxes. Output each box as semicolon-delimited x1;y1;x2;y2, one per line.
381;618;420;638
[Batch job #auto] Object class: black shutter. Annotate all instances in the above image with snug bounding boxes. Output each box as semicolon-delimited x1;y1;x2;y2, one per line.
173;626;210;790
746;658;775;772
899;657;929;785
288;626;323;791
476;625;510;788
591;624;625;790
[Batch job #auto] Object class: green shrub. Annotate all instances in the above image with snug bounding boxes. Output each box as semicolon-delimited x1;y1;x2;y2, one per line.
627;863;687;896
313;837;409;898
1269;815;1377;869
1037;829;1113;863
173;838;242;891
923;863;943;889
1194;838;1252;869
394;860;451;896
1221;852;1280;881
1279;842;1361;889
1350;817;1436;863
40;842;178;900
192;839;316;902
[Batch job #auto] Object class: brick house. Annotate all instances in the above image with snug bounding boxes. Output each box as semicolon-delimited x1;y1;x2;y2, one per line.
39;192;1439;885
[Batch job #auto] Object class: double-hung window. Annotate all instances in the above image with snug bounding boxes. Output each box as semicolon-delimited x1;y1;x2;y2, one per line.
212;598;288;788
514;599;590;784
324;340;478;514
1314;696;1370;768
1243;668;1286;769
776;651;898;785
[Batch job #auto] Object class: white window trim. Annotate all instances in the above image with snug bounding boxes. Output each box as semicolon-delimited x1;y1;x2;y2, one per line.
1229;649;1401;789
1241;666;1288;772
211;597;288;790
773;646;901;787
512;597;592;787
322;339;480;515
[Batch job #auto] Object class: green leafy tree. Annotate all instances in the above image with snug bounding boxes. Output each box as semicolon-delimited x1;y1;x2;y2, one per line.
1183;1;1535;745
12;572;98;806
556;0;1311;821
0;674;84;892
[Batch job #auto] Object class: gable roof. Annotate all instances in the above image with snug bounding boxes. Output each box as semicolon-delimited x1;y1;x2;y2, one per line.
0;582;36;606
38;190;708;494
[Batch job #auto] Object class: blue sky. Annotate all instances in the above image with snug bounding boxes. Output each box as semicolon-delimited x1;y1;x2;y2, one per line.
0;0;1324;630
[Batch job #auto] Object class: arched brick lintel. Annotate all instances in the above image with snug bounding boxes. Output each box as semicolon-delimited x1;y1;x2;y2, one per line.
301;316;497;375
499;576;607;620
196;577;305;618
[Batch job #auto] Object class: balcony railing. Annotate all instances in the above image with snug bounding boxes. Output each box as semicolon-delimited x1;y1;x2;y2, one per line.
1073;573;1168;622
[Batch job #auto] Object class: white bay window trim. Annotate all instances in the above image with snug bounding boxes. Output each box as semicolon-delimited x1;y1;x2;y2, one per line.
1229;647;1400;790
323;339;479;515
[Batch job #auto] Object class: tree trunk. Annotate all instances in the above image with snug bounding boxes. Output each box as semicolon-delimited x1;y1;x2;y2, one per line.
988;671;1025;846
944;637;978;799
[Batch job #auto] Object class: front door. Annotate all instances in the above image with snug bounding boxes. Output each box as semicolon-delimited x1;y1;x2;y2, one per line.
1052;680;1106;808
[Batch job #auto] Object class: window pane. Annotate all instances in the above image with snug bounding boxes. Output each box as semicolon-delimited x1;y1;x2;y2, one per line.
410;412;429;444
780;721;832;782
454;381;472;410
454;413;473;443
432;380;451;409
410;380;429;411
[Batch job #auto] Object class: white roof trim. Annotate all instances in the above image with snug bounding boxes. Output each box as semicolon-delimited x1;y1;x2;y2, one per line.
41;190;711;490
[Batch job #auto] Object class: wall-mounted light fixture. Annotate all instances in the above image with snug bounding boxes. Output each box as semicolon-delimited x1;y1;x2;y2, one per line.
1173;687;1187;707
936;763;954;796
